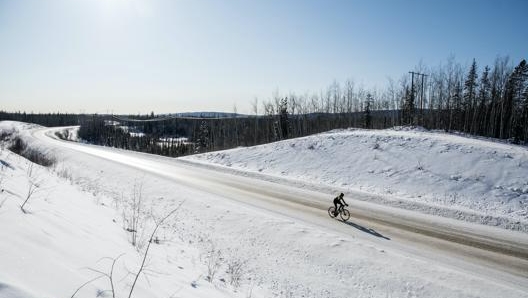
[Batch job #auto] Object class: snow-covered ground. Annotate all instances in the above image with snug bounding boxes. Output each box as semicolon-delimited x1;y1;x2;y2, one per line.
1;121;528;298
0;125;240;298
184;127;528;231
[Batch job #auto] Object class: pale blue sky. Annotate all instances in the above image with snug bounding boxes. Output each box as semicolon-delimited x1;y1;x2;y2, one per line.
0;0;526;114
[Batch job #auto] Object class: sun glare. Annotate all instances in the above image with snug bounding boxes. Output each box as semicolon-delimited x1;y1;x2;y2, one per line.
97;0;151;18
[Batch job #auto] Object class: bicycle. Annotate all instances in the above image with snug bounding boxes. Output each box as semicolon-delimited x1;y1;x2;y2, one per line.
328;204;351;221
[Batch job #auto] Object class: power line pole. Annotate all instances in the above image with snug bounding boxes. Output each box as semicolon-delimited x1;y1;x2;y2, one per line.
409;71;427;126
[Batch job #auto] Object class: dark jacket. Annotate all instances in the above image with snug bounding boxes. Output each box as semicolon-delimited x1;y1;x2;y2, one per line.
333;196;346;205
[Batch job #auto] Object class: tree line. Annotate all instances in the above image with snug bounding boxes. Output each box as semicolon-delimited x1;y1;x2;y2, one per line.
404;56;528;143
0;111;84;127
253;56;527;144
2;56;526;157
75;106;395;157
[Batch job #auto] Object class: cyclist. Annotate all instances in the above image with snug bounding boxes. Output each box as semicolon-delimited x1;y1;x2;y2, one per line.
333;193;348;216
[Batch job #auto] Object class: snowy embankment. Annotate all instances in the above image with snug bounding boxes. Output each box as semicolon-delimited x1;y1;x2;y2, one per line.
0;124;237;298
184;127;528;231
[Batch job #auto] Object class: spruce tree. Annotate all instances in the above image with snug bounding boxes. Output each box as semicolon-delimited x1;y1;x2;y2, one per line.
403;88;414;125
364;93;373;129
509;60;528;143
464;59;479;104
464;59;478;132
279;98;290;139
477;66;491;134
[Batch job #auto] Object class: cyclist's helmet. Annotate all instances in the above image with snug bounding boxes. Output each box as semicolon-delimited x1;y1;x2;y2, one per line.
340;193;344;197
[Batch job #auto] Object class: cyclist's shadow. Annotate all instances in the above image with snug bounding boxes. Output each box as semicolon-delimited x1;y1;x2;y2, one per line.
342;220;391;240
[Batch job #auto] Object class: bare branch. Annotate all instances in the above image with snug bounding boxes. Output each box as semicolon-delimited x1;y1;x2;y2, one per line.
109;253;125;298
80;253;124;298
70;274;105;298
127;201;184;298
20;163;44;213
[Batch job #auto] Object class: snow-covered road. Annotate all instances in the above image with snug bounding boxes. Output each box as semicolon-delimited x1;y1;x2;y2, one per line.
32;126;528;296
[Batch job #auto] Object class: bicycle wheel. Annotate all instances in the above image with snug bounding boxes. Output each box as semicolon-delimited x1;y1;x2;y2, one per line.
340;209;351;221
328;206;337;218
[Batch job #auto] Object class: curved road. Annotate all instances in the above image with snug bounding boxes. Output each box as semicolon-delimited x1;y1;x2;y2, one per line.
33;127;528;291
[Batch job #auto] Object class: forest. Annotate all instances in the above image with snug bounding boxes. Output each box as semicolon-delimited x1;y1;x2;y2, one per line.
2;56;527;157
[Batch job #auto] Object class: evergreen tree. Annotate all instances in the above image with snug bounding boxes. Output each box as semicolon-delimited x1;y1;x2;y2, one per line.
478;66;491;106
402;88;414;125
451;81;463;131
508;60;528;143
364;93;373;128
279;98;290;139
477;66;491;134
464;59;478;132
196;121;210;152
464;59;479;104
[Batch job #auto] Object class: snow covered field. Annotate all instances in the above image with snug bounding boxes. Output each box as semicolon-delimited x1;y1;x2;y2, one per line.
1;121;528;298
185;127;528;231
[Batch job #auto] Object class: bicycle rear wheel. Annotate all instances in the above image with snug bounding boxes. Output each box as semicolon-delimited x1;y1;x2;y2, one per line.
328;206;337;218
340;209;351;221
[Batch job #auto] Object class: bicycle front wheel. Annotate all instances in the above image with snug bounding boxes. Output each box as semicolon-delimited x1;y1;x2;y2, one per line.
340;209;351;221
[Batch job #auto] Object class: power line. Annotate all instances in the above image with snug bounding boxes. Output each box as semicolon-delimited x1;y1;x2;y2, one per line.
111;114;247;123
409;71;428;125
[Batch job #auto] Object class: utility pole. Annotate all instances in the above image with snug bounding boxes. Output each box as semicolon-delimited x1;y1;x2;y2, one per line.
409;71;427;126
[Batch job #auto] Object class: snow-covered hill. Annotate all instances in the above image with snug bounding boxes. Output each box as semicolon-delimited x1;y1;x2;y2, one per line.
185;127;528;230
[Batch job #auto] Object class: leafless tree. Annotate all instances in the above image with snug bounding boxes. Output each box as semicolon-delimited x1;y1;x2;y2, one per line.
122;180;146;247
70;275;105;298
127;201;184;298
20;163;43;213
251;97;259;145
226;258;247;288
203;241;222;283
79;254;125;298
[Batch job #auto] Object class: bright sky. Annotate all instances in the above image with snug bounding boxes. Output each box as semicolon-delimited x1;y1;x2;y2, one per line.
0;0;526;114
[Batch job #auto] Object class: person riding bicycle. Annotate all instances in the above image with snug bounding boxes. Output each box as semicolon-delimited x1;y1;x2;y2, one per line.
333;193;348;216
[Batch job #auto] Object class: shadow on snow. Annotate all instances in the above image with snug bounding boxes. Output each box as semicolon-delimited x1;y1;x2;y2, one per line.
342;220;391;240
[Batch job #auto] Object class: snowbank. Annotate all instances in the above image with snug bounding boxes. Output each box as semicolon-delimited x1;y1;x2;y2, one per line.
185;127;528;230
0;124;243;298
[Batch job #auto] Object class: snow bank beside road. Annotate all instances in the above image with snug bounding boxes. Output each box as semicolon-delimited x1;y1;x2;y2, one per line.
185;127;528;230
0;124;241;298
